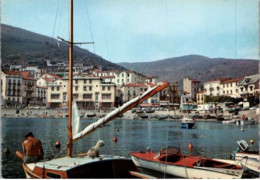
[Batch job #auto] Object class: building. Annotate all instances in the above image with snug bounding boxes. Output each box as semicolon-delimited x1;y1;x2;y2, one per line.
1;70;36;107
238;74;259;99
196;90;205;104
204;78;230;96
159;82;179;109
183;77;200;99
220;78;243;98
1;70;24;107
47;76;116;109
121;83;160;107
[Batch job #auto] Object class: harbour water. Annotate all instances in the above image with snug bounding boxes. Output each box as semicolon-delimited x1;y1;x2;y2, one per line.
1;117;259;178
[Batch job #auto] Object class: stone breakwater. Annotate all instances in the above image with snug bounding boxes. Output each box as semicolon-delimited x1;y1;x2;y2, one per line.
1;108;259;123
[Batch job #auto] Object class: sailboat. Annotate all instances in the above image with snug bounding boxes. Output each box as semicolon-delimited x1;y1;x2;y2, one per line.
16;0;169;178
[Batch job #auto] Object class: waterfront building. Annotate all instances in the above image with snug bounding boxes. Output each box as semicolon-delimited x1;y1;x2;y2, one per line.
220;78;243;98
204;78;230;96
121;83;160;107
238;74;259;99
1;70;24;107
146;76;158;84
196;90;205;104
183;77;200;100
159;82;179;109
47;76;116;109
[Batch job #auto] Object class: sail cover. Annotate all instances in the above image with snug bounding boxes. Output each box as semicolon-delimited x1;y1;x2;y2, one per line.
72;101;80;137
73;82;169;142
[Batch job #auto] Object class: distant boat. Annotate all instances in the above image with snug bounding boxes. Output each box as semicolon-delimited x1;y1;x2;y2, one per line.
87;113;96;118
136;109;144;114
222;119;237;124
236;119;256;125
140;114;148;119
170;114;183;119
145;109;155;113
180;116;195;129
131;147;243;179
158;114;168;120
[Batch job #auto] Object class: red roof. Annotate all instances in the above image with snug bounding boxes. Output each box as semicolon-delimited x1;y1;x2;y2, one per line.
122;83;148;87
205;78;231;84
221;77;243;84
147;83;156;87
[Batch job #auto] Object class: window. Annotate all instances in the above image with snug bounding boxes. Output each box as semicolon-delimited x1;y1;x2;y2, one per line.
84;80;86;84
227;90;229;94
83;94;92;99
231;90;232;94
75;87;78;91
89;86;92;91
227;83;229;87
108;86;111;91
89;80;92;84
75;80;78;84
249;86;253;91
83;86;86;91
51;87;54;91
223;91;225;94
102;86;105;91
51;94;60;99
240;87;243;92
230;83;232;87
102;93;111;99
73;94;78;99
57;87;59;91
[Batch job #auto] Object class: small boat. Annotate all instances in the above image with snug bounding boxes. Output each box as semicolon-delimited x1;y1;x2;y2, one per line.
222;119;237;124
87;113;96;118
236;119;256;125
231;140;259;161
170;114;183;119
140;113;148;119
241;157;259;176
158;114;168;120
131;147;244;179
180;116;195;129
145;109;155;113
136;109;144;114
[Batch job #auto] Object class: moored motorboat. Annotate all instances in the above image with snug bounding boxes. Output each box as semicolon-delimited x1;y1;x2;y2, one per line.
158;114;168;120
231;140;259;161
222;119;237;124
180;116;195;129
140;113;149;119
131;147;243;179
241;157;259;176
235;119;256;125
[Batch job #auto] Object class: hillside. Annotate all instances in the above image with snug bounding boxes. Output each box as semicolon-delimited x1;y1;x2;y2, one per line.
119;55;259;90
1;24;125;71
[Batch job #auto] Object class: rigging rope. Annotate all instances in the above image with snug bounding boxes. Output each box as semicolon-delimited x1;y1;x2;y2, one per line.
52;0;61;42
84;0;96;53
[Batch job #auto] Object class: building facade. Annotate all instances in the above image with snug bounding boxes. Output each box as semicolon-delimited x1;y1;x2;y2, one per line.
183;77;200;99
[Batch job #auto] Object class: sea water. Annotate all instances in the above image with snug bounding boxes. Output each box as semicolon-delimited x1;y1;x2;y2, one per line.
1;117;259;178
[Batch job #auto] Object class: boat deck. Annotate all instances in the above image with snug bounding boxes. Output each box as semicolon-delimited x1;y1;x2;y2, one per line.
32;155;128;171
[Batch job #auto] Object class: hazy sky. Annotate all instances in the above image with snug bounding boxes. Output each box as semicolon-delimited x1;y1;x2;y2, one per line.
2;0;259;63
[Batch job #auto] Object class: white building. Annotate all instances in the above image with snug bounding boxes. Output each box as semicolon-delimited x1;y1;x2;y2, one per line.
238;74;259;99
220;78;242;98
204;78;230;96
183;77;200;99
47;76;116;109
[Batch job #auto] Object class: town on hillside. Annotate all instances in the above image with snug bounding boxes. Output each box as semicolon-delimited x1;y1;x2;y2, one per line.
1;62;259;118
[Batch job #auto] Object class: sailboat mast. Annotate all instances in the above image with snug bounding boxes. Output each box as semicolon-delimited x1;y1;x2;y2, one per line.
67;0;73;157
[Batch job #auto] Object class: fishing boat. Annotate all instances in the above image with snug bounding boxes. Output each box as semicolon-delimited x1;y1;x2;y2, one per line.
158;114;168;120
180;116;195;129
131;147;244;179
235;119;256;125
15;0;169;178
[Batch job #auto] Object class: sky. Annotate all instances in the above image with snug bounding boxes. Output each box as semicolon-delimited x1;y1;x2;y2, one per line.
2;0;259;63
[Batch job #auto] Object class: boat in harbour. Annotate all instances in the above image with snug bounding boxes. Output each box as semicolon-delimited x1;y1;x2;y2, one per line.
158;114;168;120
15;0;169;178
235;119;256;125
131;147;244;179
180;116;196;129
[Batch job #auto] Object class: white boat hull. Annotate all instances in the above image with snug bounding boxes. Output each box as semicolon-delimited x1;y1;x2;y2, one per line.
131;156;243;179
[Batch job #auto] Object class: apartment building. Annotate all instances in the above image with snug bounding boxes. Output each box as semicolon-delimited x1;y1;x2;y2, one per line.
204;78;230;96
196;91;205;104
121;83;160;106
1;71;24;107
1;70;36;107
47;76;116;109
238;74;259;99
183;77;200;99
220;78;242;98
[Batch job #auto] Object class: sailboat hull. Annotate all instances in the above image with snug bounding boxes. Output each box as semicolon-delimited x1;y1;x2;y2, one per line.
22;155;138;178
131;150;243;179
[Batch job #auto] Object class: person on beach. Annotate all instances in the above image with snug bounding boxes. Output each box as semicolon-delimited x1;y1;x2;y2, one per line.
15;132;44;163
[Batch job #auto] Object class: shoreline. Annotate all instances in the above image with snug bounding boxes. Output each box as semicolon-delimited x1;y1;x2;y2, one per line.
1;108;259;123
